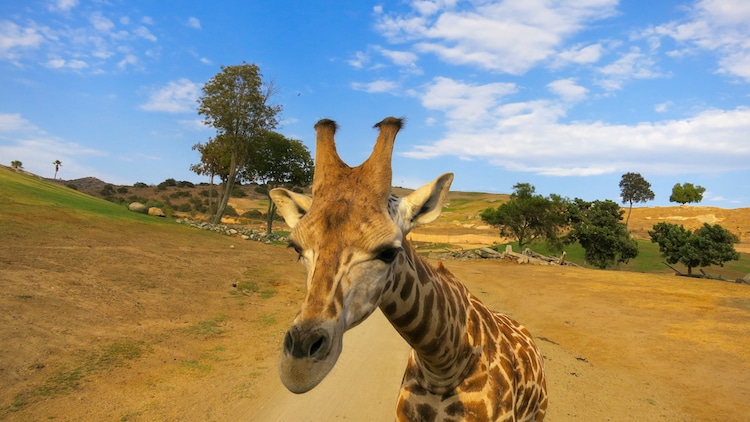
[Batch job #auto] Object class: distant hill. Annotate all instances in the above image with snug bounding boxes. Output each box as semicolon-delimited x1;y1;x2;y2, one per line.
47;176;109;194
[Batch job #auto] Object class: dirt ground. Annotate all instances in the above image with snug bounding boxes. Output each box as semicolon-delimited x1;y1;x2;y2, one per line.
2;185;750;420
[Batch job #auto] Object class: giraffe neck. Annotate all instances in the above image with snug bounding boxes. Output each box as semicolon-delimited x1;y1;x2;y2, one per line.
379;240;479;393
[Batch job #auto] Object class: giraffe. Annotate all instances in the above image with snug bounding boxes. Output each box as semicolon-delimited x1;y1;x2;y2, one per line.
270;117;547;421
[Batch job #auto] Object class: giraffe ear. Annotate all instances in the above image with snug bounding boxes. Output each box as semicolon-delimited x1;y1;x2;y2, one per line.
398;173;454;232
270;188;312;229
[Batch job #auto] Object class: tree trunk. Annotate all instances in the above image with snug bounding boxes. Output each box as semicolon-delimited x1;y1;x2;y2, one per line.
211;152;238;224
208;172;215;218
625;201;633;229
265;194;277;235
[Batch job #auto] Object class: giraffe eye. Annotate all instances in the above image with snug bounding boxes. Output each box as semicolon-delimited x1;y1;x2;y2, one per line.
287;242;303;260
375;247;401;264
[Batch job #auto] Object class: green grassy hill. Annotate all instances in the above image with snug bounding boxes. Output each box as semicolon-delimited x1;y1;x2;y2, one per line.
0;165;302;420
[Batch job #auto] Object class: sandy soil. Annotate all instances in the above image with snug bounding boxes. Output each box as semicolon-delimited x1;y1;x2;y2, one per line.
2;222;749;421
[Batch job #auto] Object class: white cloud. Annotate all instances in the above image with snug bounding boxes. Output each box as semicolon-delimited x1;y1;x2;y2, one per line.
655;101;672;113
0;113;39;132
0;21;45;61
1;7;167;72
420;76;517;124
200;57;212;65
187;17;201;29
646;0;750;82
376;0;618;74
351;79;399;93
0;113;108;180
178;119;210;131
378;47;418;67
133;26;157;42
595;47;662;91
89;12;115;32
547;78;588;102
554;43;605;67
403;77;750;176
44;57;88;69
48;0;79;12
117;53;138;69
140;78;201;113
348;51;369;69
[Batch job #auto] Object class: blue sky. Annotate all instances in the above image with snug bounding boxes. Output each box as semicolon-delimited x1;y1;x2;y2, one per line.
1;0;749;208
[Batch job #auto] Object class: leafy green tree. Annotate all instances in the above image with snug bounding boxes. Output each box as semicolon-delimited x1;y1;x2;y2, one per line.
669;182;706;205
11;160;23;169
243;132;314;234
480;183;567;250
566;199;638;269
197;62;281;224
53;159;62;179
619;172;655;228
649;222;740;276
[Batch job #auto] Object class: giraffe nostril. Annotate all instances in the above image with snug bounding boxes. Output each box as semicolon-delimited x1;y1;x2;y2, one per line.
284;326;331;359
308;336;326;357
283;331;294;354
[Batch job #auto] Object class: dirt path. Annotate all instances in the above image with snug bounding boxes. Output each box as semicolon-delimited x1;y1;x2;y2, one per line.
244;311;410;421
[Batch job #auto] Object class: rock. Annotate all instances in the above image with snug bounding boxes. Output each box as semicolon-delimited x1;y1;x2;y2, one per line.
477;247;502;258
128;202;147;213
148;207;165;217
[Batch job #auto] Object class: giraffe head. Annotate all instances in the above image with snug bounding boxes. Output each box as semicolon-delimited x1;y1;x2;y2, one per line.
270;117;453;393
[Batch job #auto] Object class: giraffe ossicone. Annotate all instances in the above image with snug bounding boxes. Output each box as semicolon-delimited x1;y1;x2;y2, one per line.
270;117;547;421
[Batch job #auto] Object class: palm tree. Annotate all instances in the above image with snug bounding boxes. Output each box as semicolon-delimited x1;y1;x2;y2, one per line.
11;160;23;169
53;160;62;179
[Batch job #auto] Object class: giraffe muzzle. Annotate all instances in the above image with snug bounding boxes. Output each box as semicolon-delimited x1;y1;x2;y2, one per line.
278;320;343;394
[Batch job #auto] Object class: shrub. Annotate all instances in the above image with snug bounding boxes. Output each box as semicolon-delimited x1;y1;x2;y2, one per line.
157;178;177;190
127;196;149;204
199;189;218;197
143;200;164;209
224;205;239;217
176;180;195;188
66;183;78;190
241;209;263;219
116;186;129;194
174;203;192;212
231;187;247;197
133;182;148;188
189;197;207;213
100;184;115;196
255;185;268;195
169;190;192;199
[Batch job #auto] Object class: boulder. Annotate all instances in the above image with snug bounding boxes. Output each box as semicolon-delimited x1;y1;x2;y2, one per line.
148;207;166;217
128;202;147;213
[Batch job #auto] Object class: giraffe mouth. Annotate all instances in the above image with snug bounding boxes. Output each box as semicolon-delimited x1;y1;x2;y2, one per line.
278;320;342;394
